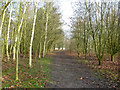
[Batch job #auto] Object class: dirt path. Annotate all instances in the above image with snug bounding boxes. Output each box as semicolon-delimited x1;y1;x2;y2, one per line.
46;51;116;88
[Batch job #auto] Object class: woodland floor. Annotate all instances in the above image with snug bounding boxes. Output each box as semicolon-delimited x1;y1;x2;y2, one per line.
2;56;52;88
2;51;119;88
46;51;119;88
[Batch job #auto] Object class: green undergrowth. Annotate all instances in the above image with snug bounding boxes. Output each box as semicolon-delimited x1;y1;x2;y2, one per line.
2;57;52;88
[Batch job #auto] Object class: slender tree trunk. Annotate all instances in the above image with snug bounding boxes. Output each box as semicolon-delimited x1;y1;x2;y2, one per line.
98;58;102;65
98;2;104;65
19;26;24;54
13;2;27;61
15;2;27;80
29;2;38;68
6;1;12;61
111;54;114;62
0;1;9;37
39;42;42;59
13;46;16;61
16;38;19;80
77;52;81;57
43;13;48;58
10;28;14;55
35;44;39;59
2;35;5;60
1;24;6;60
24;20;27;58
84;19;87;60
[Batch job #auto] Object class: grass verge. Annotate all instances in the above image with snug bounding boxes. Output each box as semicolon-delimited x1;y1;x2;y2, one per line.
2;56;52;88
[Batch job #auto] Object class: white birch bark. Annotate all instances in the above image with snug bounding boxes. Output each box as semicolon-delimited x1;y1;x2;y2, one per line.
16;3;27;80
13;3;27;61
29;2;38;68
0;1;8;37
6;1;12;61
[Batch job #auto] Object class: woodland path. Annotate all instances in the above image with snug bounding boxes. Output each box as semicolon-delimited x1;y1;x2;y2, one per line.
46;51;116;88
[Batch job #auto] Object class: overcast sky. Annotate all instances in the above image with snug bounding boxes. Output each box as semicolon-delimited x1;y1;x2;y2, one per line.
55;0;78;38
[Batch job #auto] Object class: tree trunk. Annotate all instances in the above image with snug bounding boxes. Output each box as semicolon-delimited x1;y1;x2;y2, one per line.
111;54;114;62
0;1;9;37
35;44;39;59
13;46;16;61
16;39;19;80
10;28;14;55
13;2;27;61
98;58;102;66
84;19;87;60
2;36;5;60
24;20;27;58
43;13;48;58
15;2;27;80
39;42;42;59
1;2;8;62
77;52;80;57
6;1;12;61
29;2;38;68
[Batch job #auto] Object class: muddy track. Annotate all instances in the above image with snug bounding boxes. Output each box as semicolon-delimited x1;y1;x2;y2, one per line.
46;51;116;88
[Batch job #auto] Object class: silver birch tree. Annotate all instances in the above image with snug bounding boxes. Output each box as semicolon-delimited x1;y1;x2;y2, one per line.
6;1;12;61
29;1;38;68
